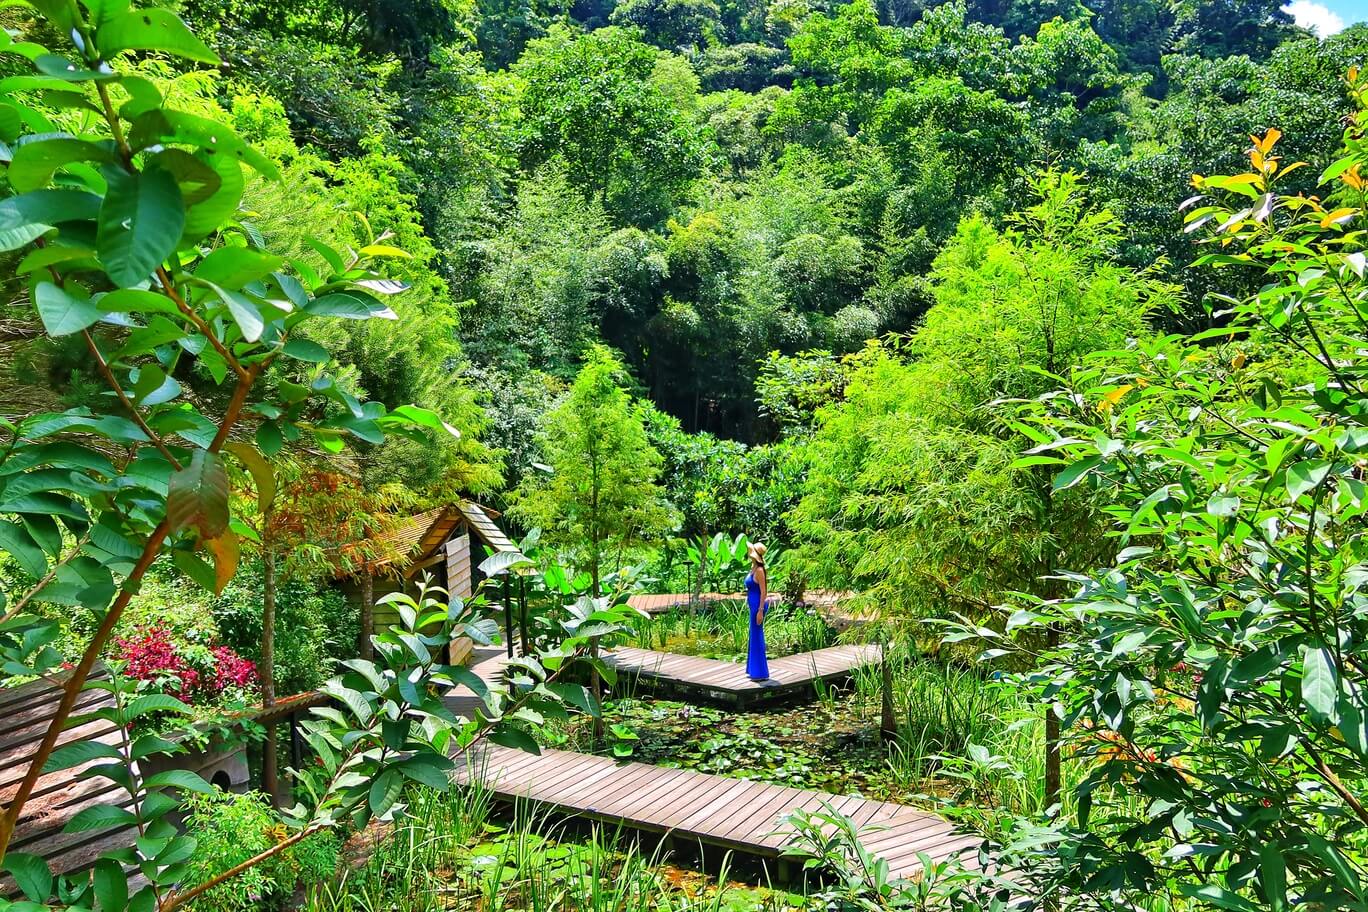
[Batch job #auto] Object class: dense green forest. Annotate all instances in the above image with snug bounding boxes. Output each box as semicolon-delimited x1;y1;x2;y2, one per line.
4;0;1368;909
150;0;1361;452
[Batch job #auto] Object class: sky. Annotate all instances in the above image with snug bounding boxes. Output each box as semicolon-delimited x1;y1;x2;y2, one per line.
1285;0;1368;35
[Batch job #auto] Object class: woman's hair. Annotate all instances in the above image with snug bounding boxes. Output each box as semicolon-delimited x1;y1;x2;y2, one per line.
747;542;767;565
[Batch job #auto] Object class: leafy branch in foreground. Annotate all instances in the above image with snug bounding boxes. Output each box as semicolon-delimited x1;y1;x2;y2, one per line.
0;0;460;897
944;84;1368;912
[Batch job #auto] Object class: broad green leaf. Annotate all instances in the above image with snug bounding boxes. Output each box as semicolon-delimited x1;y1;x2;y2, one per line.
97;164;185;285
8;136;117;192
282;338;329;362
167;449;229;538
0;520;49;578
66;804;139;833
178;150;242;243
3;853;52;902
223;441;275;512
0;189;101;250
33;281;101;336
1287;458;1331;500
93;857;127;911
1302;647;1338;726
305;290;397;320
127;109;279;180
42;740;124;773
194;247;284;290
488;724;540;754
1053;455;1101;491
98;8;218;64
126;693;192;720
368;769;403;818
142;769;213;794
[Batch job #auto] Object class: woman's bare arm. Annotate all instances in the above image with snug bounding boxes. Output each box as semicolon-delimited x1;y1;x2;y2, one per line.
756;566;767;623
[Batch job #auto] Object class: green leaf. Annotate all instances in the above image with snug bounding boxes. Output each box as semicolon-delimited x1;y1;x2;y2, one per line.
142;769;213;794
127;109;279;181
32;281;101;336
223;441;275;512
93;857;128;910
179;148;243;243
97;8;219;63
97;164;185;286
0;520;48;578
1053;455;1102;491
126;693;193;720
66;804;139;833
368;769;403;818
203;281;264;342
8;136;117;192
1287;459;1331;500
282;339;329;362
398;755;455;790
1176;885;1257;912
3;853;52;902
43;740;124;773
167;449;229;538
305;290;397;320
193;247;284;290
0;189;102;251
488;725;541;754
1258;842;1286;912
1302;647;1338;726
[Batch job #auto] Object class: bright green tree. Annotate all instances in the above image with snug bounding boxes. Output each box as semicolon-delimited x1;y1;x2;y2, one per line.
512;25;712;225
507;346;675;595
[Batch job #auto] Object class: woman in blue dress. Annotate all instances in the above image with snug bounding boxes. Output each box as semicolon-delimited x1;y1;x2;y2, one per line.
745;542;769;680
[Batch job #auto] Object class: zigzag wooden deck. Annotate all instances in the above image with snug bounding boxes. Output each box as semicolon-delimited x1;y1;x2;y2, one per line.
455;742;983;880
604;644;881;708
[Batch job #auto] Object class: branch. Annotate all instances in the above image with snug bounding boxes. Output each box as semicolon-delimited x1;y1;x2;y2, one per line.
82;330;183;470
157;267;250;383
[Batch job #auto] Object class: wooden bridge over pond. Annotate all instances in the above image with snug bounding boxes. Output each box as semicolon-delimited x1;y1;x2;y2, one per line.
445;643;983;883
604;644;881;709
454;742;984;881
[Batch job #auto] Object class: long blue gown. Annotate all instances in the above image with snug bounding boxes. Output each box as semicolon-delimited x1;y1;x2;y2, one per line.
745;570;769;680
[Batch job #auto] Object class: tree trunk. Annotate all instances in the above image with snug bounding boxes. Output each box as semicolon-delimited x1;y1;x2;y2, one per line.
879;642;897;742
359;569;374;661
261;548;279;805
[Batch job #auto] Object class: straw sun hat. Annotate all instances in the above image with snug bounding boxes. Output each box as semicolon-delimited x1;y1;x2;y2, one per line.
746;542;767;564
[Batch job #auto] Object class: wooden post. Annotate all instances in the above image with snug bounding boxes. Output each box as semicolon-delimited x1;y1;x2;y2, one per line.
289;711;303;774
503;575;514;658
518;576;531;655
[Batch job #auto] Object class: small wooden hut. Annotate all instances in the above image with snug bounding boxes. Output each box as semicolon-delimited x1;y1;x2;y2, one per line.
341;501;519;655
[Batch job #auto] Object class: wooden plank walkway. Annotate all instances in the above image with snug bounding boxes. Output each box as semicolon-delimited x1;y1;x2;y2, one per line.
455;742;982;880
604;644;881;708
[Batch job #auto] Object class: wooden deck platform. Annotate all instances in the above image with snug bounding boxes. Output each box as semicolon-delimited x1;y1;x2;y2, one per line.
455;742;982;880
604;644;880;709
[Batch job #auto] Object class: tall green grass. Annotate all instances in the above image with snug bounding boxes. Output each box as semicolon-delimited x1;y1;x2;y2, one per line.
305;789;788;912
851;647;1077;817
630;601;832;659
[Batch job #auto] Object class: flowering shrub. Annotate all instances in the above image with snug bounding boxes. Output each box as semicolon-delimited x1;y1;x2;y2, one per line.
115;627;258;708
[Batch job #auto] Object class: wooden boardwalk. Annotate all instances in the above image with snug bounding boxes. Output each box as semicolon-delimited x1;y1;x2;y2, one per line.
604;644;880;708
455;742;982;880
